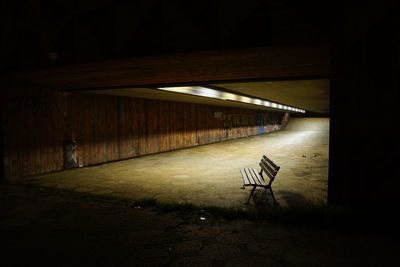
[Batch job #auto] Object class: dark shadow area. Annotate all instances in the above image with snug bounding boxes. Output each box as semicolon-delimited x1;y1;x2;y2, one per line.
249;188;277;207
3;180;399;237
277;190;310;207
236;188;400;236
2;180;399;266
329;2;400;214
0;0;333;73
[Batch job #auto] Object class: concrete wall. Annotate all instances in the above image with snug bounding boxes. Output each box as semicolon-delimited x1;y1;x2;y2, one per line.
283;117;329;132
1;88;289;178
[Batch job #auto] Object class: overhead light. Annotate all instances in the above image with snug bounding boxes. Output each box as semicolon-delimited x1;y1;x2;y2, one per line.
253;99;262;105
221;92;238;101
157;86;306;113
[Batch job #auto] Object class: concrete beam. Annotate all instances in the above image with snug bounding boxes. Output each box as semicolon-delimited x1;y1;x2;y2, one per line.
14;45;329;90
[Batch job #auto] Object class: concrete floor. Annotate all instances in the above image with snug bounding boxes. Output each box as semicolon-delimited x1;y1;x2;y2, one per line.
16;117;329;208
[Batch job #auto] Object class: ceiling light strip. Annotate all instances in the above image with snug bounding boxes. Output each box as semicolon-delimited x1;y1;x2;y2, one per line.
157;86;306;113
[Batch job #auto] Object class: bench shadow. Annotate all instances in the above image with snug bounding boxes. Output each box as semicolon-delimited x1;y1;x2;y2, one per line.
250;188;278;208
251;189;312;210
276;190;312;207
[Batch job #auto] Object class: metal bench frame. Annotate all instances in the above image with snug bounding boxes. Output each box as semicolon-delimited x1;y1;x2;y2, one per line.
240;155;280;205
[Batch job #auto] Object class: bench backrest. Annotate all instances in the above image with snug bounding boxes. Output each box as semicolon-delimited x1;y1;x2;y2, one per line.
259;155;280;185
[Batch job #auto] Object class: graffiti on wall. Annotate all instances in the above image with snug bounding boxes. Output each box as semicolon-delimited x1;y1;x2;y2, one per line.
220;113;255;129
257;112;265;134
216;110;289;134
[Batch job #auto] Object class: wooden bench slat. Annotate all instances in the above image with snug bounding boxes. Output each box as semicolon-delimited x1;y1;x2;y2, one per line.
241;168;252;185
249;169;262;186
261;160;275;176
251;168;265;186
261;158;277;176
240;168;250;185
244;168;256;185
241;168;266;186
259;161;276;180
263;155;280;171
241;168;249;184
261;159;277;175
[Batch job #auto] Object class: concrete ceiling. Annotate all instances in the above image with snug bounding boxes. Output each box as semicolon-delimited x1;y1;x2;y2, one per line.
87;78;329;114
86;87;281;112
212;79;330;114
11;45;330;115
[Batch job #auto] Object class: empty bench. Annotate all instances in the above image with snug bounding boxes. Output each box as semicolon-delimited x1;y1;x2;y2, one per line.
240;155;280;205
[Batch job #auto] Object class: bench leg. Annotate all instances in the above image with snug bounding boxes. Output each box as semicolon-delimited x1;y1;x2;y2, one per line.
269;187;278;206
240;184;245;189
245;186;257;205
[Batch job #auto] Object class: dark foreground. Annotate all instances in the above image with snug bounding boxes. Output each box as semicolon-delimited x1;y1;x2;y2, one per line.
1;181;398;267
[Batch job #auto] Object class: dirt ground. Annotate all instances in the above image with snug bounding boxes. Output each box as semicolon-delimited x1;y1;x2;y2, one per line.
1;181;398;267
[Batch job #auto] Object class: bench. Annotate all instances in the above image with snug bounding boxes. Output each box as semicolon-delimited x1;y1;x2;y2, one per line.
240;155;280;205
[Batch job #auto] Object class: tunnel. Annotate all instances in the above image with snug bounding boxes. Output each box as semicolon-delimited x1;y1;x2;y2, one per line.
1;44;330;208
1;2;399;266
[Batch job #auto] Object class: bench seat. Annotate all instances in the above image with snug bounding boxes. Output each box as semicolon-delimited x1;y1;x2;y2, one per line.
240;168;267;187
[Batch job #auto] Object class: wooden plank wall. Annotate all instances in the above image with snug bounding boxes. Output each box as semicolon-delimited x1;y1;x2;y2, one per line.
2;87;66;178
2;90;289;178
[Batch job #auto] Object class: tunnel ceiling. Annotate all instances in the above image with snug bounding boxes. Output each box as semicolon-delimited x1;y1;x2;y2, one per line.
88;78;329;114
71;45;329;115
212;79;329;114
11;45;330;115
